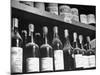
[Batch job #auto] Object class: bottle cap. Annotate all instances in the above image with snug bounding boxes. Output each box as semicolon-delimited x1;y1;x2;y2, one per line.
13;18;18;28
53;26;58;33
73;32;77;41
87;36;90;42
43;26;48;34
79;35;83;43
64;29;69;37
29;24;34;32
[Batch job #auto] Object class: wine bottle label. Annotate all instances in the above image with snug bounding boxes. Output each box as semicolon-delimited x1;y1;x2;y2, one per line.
54;50;64;70
41;57;53;71
11;47;23;73
82;56;90;68
88;55;96;68
26;57;39;72
75;54;83;68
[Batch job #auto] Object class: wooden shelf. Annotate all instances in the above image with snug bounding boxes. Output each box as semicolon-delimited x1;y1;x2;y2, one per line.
11;68;96;75
11;0;95;31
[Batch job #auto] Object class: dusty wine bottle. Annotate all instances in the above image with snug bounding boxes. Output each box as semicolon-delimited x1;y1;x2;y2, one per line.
52;26;64;71
40;26;53;72
25;24;40;72
73;32;83;70
79;35;88;69
63;29;74;70
11;18;23;73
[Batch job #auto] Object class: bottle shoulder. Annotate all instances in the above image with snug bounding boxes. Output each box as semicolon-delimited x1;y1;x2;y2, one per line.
26;42;39;48
52;38;62;45
40;43;52;49
73;47;82;54
12;31;22;41
63;44;73;51
52;38;63;49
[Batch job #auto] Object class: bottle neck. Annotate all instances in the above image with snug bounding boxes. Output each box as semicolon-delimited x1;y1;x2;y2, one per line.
54;32;59;39
73;39;78;48
53;32;63;50
24;33;27;43
14;27;18;33
14;26;22;41
44;33;48;44
31;32;34;43
16;38;19;47
22;30;27;45
65;36;70;45
25;35;27;44
87;42;91;50
64;36;72;50
80;42;84;49
12;27;22;47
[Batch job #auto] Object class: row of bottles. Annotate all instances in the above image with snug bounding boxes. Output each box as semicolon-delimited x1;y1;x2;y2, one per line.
11;18;96;74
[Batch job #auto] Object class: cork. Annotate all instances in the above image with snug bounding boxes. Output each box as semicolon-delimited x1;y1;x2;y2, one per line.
79;35;83;43
64;29;69;37
29;24;34;32
73;32;77;42
43;26;48;34
13;18;18;28
53;26;58;33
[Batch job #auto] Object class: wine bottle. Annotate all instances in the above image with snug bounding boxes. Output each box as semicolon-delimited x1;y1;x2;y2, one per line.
40;26;53;72
25;24;40;72
52;26;64;71
79;35;88;69
11;18;23;73
73;32;83;70
63;29;74;70
86;36;96;69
